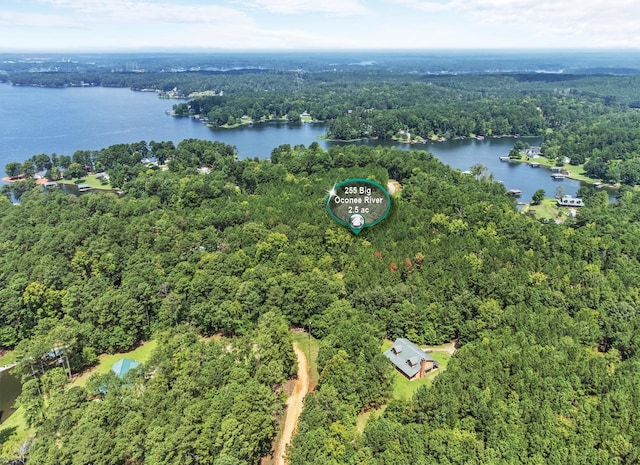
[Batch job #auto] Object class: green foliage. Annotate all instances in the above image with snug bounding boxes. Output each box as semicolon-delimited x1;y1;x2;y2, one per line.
531;188;545;205
23;328;283;465
254;310;297;387
5;125;640;464
64;162;86;180
4;162;22;178
544;110;640;185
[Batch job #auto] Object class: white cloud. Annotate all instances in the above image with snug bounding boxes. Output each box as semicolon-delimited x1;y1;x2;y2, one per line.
5;0;640;50
234;0;371;15
33;0;254;25
393;0;640;47
4;0;373;50
10;0;367;50
0;11;79;28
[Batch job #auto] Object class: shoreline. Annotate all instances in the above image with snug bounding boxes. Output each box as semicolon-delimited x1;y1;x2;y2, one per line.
2;176;49;185
508;158;618;191
2;175;118;192
0;362;18;373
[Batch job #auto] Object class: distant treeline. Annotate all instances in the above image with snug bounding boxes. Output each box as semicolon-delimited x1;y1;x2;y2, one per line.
10;65;640;185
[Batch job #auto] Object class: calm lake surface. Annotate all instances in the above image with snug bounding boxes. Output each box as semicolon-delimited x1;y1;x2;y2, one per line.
0;83;583;201
0;370;20;424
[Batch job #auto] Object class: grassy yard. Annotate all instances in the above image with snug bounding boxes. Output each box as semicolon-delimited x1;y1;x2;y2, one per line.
69;339;157;387
522;198;581;224
357;339;452;433
0;351;17;367
1;351;27;456
513;156;615;188
1;340;158;458
561;164;595;183
0;404;31;457
57;174;113;190
389;351;450;401
290;330;320;385
522;198;563;221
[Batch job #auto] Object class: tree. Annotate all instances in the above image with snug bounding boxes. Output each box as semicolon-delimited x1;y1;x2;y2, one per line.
21;160;35;178
5;162;22;178
508;146;523;159
470;163;491;181
531;189;545;205
254;310;297;388
15;379;44;428
64;163;86;180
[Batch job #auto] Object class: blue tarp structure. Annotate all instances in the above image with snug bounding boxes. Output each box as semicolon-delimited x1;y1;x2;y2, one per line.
111;358;140;378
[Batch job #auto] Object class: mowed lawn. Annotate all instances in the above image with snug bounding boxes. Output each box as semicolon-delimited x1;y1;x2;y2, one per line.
357;340;451;433
380;339;451;401
0;350;17;367
1;340;157;455
70;339;157;387
57;174;112;189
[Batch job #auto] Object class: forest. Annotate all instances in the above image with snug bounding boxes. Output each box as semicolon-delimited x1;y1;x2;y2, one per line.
1;136;640;463
3;53;640;463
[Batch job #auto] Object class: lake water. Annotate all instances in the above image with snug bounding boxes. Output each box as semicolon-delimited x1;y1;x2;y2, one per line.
0;370;20;424
0;83;584;202
0;84;329;161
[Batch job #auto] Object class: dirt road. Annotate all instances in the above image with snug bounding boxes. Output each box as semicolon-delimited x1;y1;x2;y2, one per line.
424;339;458;356
274;344;309;465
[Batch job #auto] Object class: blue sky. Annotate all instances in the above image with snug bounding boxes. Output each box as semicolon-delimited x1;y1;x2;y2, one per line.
1;0;639;51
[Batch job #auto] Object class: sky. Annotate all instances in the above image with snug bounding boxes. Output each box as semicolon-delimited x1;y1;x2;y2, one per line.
1;0;640;52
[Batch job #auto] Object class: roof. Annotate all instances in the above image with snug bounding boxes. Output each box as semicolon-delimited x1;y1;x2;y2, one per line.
557;195;584;207
383;338;439;378
111;358;140;378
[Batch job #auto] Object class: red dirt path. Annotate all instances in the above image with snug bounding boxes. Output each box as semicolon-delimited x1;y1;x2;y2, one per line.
274;344;309;465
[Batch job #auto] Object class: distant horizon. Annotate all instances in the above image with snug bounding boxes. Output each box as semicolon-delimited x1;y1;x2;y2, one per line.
2;48;640;55
3;48;640;76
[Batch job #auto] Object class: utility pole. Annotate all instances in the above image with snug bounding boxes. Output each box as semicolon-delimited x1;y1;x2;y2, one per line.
308;321;311;361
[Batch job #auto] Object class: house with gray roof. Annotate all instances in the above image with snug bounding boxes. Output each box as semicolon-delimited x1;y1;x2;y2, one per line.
384;338;439;380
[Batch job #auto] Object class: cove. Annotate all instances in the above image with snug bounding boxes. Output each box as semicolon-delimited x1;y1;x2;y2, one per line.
0;369;20;424
0;84;583;202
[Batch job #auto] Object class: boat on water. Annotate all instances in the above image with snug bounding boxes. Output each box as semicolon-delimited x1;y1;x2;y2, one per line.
551;173;566;180
499;156;510;161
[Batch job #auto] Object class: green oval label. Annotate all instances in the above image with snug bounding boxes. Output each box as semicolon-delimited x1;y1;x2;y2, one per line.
326;178;391;234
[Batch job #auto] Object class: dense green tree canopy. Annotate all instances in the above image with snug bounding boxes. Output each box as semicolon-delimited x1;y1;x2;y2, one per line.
6;54;640;464
3;97;640;463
